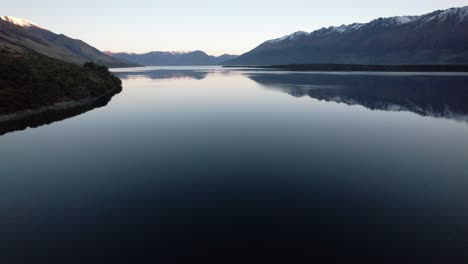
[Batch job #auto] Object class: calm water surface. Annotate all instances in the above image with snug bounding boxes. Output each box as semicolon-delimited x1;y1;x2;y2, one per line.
1;66;468;262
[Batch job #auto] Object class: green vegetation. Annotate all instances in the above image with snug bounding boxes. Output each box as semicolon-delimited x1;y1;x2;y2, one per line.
0;48;122;116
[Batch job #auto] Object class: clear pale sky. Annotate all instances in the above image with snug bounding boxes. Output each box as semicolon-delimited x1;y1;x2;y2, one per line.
4;0;468;55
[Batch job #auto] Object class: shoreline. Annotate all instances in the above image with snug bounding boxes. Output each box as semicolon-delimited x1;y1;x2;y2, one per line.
0;86;121;124
223;64;468;72
0;85;122;135
0;98;100;123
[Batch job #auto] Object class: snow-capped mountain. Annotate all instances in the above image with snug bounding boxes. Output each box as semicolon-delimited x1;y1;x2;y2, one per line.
327;16;419;33
107;50;238;66
267;31;309;43
419;6;468;24
226;6;468;65
0;16;36;27
0;16;137;67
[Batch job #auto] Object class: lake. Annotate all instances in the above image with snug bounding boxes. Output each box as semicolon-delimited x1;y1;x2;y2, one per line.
1;66;468;262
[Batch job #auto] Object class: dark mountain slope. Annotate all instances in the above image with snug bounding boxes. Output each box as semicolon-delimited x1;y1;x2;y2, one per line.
226;6;468;65
0;16;137;67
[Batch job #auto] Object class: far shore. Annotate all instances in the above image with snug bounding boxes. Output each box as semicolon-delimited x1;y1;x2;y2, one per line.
223;64;468;72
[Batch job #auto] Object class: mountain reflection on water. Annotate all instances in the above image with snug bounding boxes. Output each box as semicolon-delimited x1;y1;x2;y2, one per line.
2;67;468;262
115;69;208;80
116;67;468;123
248;72;468;123
2;68;468;137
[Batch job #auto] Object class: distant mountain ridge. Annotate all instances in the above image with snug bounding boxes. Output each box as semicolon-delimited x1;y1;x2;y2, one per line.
0;16;137;68
226;6;468;65
106;50;238;66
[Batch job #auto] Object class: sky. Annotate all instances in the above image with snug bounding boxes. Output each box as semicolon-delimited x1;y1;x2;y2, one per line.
4;0;468;56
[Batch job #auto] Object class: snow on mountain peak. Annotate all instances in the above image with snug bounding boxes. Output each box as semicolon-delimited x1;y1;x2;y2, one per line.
168;51;193;55
419;6;468;24
332;25;347;33
436;6;468;22
327;15;419;33
289;31;308;38
328;23;364;33
267;31;309;43
392;16;419;24
0;16;36;27
264;6;468;45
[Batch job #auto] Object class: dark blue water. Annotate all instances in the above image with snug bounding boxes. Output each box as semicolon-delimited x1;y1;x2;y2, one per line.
1;67;468;263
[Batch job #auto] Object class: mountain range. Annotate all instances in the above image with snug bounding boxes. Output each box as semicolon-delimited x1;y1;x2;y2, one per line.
0;16;137;68
226;6;468;65
106;51;238;66
2;6;468;68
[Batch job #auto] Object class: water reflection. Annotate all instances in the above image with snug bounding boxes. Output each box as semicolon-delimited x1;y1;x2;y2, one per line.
0;93;118;136
2;67;468;262
3;69;468;137
116;69;208;80
249;73;468;122
0;69;210;135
